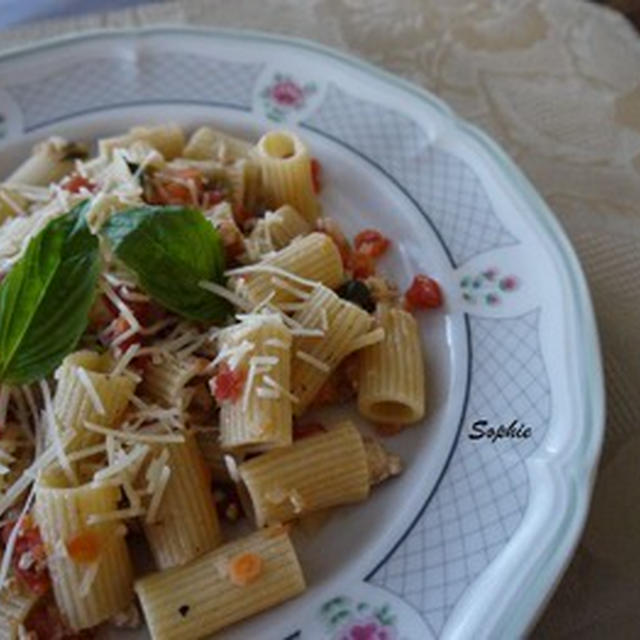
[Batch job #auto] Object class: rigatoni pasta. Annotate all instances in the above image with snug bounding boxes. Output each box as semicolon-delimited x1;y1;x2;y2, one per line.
52;350;136;453
253;131;318;222
231;232;344;307
217;314;293;452
0;122;441;640
249;204;311;255
358;306;425;424
34;481;134;631
142;355;202;409
135;527;305;640
183;126;251;164
143;433;223;570
98;124;185;161
290;285;373;414
238;422;370;527
6;137;87;186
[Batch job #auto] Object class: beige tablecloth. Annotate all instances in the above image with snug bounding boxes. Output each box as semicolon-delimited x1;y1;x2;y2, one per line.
2;1;640;637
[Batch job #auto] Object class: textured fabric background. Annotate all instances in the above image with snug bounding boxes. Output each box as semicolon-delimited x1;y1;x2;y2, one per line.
1;1;639;637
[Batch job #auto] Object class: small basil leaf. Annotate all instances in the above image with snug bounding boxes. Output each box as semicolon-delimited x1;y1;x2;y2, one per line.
103;205;230;323
0;201;100;385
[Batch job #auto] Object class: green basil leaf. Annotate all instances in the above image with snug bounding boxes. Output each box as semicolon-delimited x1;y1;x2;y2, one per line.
0;201;100;385
103;205;230;323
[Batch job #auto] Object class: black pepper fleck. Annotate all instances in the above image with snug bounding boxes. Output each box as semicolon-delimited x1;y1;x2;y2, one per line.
178;605;190;618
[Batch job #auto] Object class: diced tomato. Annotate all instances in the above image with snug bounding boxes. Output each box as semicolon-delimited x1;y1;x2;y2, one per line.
375;423;405;437
348;251;376;279
25;596;94;640
2;517;51;596
147;168;204;206
293;421;327;440
404;274;443;311
66;531;101;565
63;174;95;194
216;218;246;263
310;158;322;194
210;362;246;404
232;203;255;229
354;229;390;258
201;189;225;209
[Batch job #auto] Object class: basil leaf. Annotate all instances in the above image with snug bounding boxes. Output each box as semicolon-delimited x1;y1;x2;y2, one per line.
103;206;230;323
0;201;100;385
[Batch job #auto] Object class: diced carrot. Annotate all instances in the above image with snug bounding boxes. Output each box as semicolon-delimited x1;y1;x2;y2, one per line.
228;552;263;586
66;531;101;565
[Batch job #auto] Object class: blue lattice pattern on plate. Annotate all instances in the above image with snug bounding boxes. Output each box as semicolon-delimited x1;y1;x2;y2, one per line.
5;53;263;130
370;310;550;634
303;85;516;266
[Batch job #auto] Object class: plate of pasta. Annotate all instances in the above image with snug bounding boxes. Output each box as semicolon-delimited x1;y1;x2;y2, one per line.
0;27;604;640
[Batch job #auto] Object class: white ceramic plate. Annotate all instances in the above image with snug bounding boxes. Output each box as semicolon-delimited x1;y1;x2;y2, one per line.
0;28;604;640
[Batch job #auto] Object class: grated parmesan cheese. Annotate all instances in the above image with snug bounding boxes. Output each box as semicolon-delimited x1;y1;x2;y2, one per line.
199;280;253;311
78;561;100;599
84;421;185;445
110;343;140;378
346;328;386;354
40;380;77;486
67;443;107;463
145;465;171;524
263;375;300;404
0;484;35;593
225;263;320;290
263;338;289;351
256;387;280;400
295;350;330;373
93;444;150;483
75;367;106;415
86;507;145;525
270;277;311;300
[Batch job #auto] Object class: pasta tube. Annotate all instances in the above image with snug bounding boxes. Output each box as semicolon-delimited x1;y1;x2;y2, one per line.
142;356;202;409
217;315;293;452
226;159;262;213
249;204;311;255
0;188;29;222
238;422;370;526
52;350;136;452
135;527;305;640
253;131;318;222
183;126;251;164
143;433;223;570
358;307;425;424
233;232;344;307
98;124;185;161
290;285;372;414
7;137;86;186
34;481;134;631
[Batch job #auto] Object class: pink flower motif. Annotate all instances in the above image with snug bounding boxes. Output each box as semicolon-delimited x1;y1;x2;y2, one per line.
335;617;397;640
271;81;305;107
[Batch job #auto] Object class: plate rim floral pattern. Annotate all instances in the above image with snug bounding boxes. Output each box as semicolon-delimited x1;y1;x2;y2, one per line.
0;27;605;640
